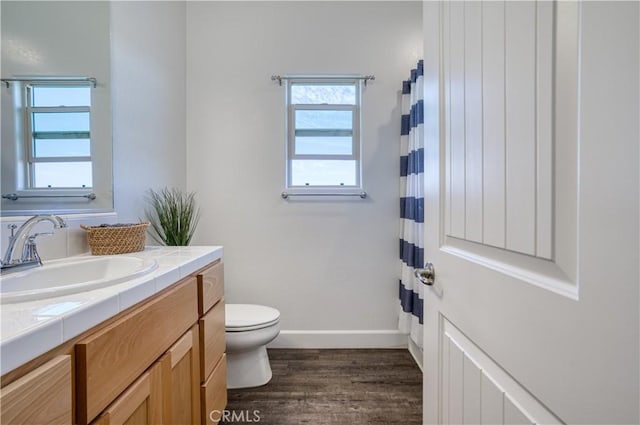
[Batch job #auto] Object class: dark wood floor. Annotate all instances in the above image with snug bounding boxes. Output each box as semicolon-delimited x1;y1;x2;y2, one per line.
221;349;422;425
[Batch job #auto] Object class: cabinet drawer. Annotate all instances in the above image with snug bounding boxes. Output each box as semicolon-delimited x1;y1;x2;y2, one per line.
197;261;224;316
0;355;72;425
76;278;198;424
201;355;227;425
199;300;225;382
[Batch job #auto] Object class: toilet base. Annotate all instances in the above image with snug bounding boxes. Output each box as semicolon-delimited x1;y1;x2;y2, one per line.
226;345;273;389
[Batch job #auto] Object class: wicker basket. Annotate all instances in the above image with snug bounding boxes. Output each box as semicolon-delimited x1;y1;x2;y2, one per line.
80;222;149;255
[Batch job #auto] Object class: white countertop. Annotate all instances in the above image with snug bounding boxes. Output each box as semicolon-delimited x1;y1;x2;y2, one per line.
0;245;223;376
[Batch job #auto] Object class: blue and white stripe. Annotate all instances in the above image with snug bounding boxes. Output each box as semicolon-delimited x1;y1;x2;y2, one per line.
398;60;424;349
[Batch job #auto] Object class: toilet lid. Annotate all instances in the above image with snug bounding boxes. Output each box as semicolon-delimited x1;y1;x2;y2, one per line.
225;304;280;331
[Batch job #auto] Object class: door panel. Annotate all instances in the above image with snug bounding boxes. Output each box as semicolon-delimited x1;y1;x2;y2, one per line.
481;373;504;425
463;1;483;244
423;1;639;424
534;1;555;260
440;0;578;301
443;0;557;263
441;318;557;424
480;1;506;250
504;1;537;256
462;354;481;424
447;1;466;240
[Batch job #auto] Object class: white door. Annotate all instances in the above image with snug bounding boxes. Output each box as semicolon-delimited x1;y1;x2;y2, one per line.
421;2;639;424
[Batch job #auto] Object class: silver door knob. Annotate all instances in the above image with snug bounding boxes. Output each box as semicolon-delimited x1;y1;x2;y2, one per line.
415;262;435;286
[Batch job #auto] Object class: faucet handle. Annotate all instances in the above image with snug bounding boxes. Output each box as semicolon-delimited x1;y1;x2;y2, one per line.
22;232;55;265
7;224;17;238
22;239;42;265
22;233;54;264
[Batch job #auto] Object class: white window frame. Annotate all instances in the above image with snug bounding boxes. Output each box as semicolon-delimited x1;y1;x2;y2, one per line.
23;81;93;190
285;77;363;195
1;75;113;215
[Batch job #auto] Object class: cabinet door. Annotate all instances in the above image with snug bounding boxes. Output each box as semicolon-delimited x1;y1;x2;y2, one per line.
91;363;162;425
159;324;201;425
201;355;227;425
0;355;72;425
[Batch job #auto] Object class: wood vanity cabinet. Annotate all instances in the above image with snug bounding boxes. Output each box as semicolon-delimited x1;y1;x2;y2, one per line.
0;259;226;425
0;355;72;425
197;262;227;425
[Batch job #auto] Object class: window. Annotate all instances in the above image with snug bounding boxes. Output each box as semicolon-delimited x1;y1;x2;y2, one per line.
24;83;93;189
286;79;362;192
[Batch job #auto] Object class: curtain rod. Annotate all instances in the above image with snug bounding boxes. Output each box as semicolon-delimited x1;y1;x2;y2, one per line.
2;192;96;201
281;191;367;199
1;77;97;88
271;75;375;86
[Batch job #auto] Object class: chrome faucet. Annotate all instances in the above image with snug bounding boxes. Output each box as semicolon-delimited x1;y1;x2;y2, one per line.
1;214;67;274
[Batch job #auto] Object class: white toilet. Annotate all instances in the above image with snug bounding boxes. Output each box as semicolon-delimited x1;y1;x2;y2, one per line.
225;304;281;389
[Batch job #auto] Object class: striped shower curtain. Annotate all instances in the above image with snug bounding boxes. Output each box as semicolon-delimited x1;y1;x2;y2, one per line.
398;60;424;349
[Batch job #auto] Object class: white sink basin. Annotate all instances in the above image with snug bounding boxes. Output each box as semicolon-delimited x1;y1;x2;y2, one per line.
0;256;158;304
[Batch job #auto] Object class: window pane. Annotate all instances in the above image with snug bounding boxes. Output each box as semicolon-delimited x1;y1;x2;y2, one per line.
32;86;91;107
295;110;352;130
33;162;92;188
291;160;356;186
291;84;356;105
34;139;91;157
33;112;90;132
295;136;352;156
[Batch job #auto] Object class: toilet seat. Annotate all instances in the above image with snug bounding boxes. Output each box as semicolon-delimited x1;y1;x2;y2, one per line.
226;304;280;332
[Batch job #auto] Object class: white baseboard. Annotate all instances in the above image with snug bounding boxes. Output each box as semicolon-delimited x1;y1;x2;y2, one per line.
268;330;409;349
408;336;423;371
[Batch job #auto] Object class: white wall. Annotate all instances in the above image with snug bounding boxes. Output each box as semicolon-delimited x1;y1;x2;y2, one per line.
111;1;187;223
186;2;423;346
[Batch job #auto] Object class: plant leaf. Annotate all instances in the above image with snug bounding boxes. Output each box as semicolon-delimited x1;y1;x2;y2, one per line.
144;187;200;246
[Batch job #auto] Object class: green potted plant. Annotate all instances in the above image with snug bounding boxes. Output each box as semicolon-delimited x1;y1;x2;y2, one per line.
145;187;200;246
